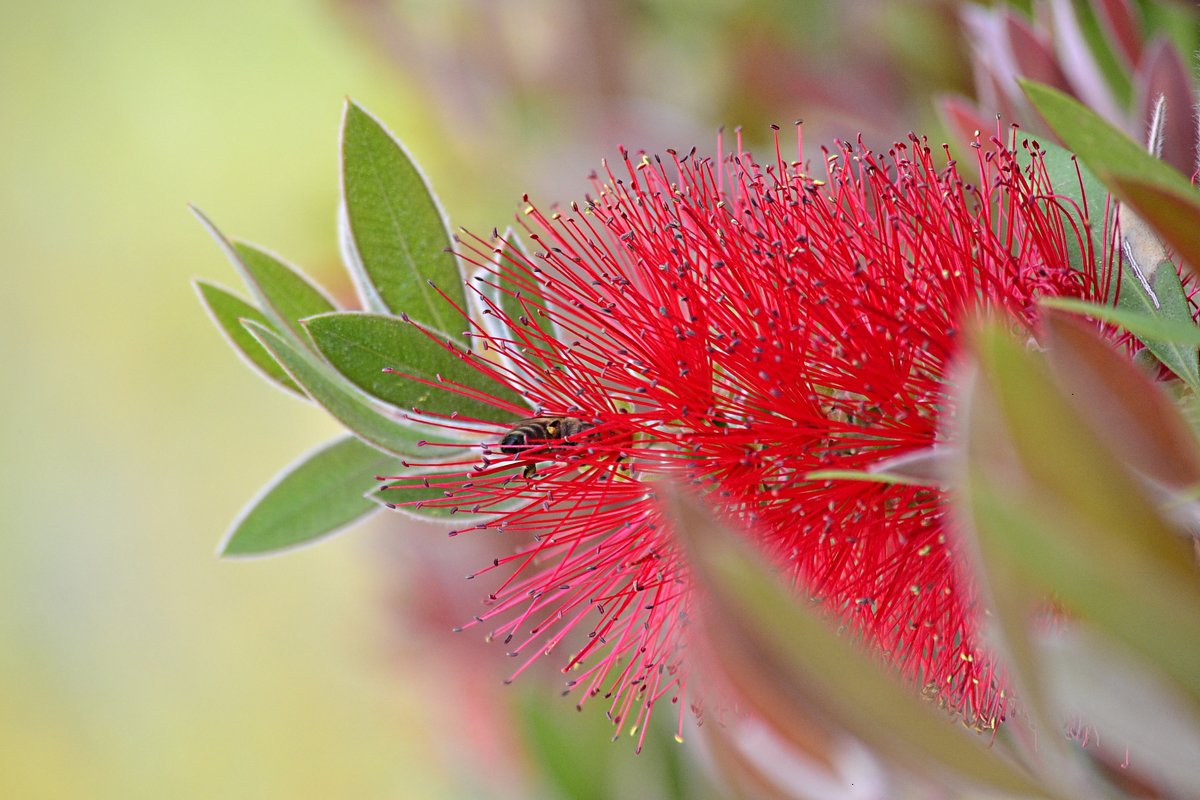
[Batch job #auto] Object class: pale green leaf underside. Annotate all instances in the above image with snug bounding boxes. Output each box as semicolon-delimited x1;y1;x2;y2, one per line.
1114;253;1200;389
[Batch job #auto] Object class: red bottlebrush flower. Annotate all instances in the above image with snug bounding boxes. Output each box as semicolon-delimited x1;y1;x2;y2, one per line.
383;128;1114;750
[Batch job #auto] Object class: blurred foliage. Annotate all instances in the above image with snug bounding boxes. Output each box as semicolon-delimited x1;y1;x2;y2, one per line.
943;0;1200;175
672;312;1200;800
14;0;1200;797
325;0;973;224
672;94;1200;799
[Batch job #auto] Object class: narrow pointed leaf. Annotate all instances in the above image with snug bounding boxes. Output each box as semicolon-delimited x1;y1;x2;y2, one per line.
242;320;435;458
1046;0;1125;117
951;360;1092;784
1022;82;1200;382
193;280;303;396
303;312;526;423
1005;11;1071;93
670;491;1054;798
1021;79;1198;199
232;241;337;338
340;101;465;329
221;435;393;556
1041;296;1200;345
470;230;564;382
1094;0;1142;67
192;208;336;342
963;323;1200;705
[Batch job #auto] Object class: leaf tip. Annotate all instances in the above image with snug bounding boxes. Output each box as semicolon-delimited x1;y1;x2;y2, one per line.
188;203;216;229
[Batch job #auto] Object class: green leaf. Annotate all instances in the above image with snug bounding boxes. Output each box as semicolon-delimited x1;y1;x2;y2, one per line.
303;312;527;423
805;446;951;487
1021;82;1200;385
221;435;393;556
340;101;465;329
1114;227;1200;389
242;320;440;459
193;280;303;396
232;241;337;338
1012;103;1200;384
960;323;1200;707
950;343;1094;782
1041;296;1200;346
1066;0;1132;107
802;469;927;487
1023;140;1108;277
669;489;1055;798
1021;80;1197;199
191;207;336;342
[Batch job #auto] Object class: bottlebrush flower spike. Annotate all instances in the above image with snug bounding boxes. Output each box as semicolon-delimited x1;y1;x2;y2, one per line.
383;128;1115;750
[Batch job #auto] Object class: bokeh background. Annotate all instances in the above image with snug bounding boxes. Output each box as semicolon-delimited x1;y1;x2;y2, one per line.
0;1;999;797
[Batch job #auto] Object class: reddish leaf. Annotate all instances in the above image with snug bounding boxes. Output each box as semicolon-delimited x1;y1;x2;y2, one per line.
1134;36;1197;176
937;94;993;144
1094;0;1143;67
1048;0;1123;123
1040;309;1200;491
1005;9;1072;93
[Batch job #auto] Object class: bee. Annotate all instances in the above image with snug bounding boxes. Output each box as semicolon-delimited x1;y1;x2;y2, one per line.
499;416;594;478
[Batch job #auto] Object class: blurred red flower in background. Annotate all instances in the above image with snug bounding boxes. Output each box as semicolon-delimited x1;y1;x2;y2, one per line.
384;127;1114;750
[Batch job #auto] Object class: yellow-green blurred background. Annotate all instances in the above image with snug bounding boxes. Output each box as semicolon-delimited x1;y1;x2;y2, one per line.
0;1;968;797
